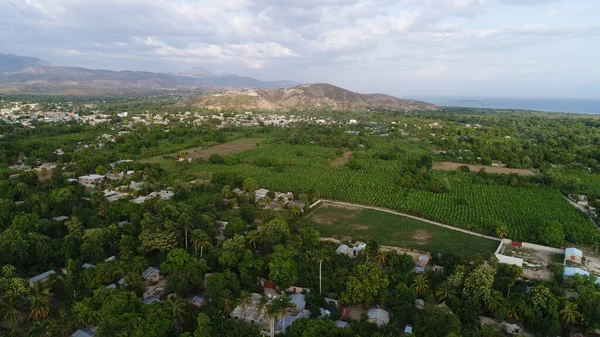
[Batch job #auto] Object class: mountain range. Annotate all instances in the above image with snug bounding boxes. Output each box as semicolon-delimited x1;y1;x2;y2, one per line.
188;83;438;112
0;53;298;93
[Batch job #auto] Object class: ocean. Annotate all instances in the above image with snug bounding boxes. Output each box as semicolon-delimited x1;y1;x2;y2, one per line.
411;96;600;115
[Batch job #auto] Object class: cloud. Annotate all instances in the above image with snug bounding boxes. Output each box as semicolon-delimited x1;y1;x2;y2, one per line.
0;0;598;97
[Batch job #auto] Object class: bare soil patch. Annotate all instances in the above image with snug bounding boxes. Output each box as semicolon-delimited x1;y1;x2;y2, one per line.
433;161;537;176
330;151;353;167
323;203;361;211
184;138;264;159
311;213;335;225
352;225;369;231
411;230;433;244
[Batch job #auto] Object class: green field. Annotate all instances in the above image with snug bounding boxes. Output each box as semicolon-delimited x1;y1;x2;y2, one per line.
168;142;597;246
300;203;499;258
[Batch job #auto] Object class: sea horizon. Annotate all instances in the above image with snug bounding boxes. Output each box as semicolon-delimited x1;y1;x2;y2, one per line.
408;96;600;115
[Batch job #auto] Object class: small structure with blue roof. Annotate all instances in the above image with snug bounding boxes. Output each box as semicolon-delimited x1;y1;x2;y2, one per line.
564;267;589;277
404;324;413;335
143;297;162;305
71;328;95;337
192;295;205;307
290;293;306;312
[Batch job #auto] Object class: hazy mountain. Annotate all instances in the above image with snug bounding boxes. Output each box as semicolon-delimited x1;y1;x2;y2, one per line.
189;83;438;112
0;53;50;72
0;53;300;93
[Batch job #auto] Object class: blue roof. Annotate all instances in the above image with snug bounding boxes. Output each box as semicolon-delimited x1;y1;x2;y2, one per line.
143;297;162;305
564;267;589;277
71;329;95;337
29;270;56;283
405;324;413;334
275;313;309;331
335;320;349;328
192;296;205;303
290;293;306;311
413;266;425;273
565;248;583;257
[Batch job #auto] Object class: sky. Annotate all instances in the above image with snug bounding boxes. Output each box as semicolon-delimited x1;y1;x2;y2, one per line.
1;0;599;98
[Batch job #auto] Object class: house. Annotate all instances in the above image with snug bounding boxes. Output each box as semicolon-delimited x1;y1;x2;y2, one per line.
53;216;69;222
432;265;444;273
577;195;589;206
232;188;245;196
348;119;358;124
105;256;116;262
335;320;349;328
413;255;430;273
117;220;131;227
143;297;162;305
324;297;339;307
319;308;331;318
129;181;145;191
71;329;95;337
82;263;95;269
480;316;522;335
368;308;390;326
191;295;205;307
143;267;160;283
255;188;269;199
275;312;309;333
78;174;105;186
230;293;269;325
565;248;583;264
290;293;306;312
55;148;64;155
564;267;589;277
335;244;350;255
414;299;425;310
29;270;56;287
106;283;117;289
404;324;413;335
287;285;310;294
118;278;126;287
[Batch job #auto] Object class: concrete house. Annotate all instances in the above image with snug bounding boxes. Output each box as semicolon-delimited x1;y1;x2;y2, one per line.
191;295;205;307
143;267;160;283
72;329;95;337
255;188;269;199
78;174;105;186
565;248;583;264
230;293;269;325
367;308;390;326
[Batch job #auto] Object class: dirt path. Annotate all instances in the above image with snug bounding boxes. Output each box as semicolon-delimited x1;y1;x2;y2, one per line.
433;161;537;176
312;199;501;242
330;151;353;167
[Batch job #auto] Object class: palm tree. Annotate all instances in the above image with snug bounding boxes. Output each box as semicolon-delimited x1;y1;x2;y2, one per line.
435;281;455;301
220;290;235;314
238;291;252;313
178;212;192;251
508;304;520;322
290;206;302;216
166;298;187;330
0;297;24;326
496;223;509;239
486;291;505;314
247;230;259;249
560;301;582;325
130;256;147;274
27;319;51;337
312;250;329;295
412;275;429;296
28;295;50;321
267;299;280;337
276;294;296;335
375;249;390;267
191;229;211;257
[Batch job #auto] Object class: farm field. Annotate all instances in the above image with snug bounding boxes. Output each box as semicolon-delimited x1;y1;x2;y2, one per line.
178;142;597;246
300;203;499;258
433;161;537;176
141;137;266;165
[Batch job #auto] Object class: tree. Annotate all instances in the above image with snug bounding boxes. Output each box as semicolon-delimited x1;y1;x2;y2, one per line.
246;230;259;249
495;222;509;239
312;249;330;295
165;297;188;330
415;305;461;337
0;265;29;299
219;290;235;314
560;301;581;325
268;245;298;290
242;177;259;194
161;248;209;295
0;297;24;326
480;324;504;337
538;221;564;247
258;219;291;248
341;264;389;305
194;313;212;337
494;263;522;297
412;274;429;296
206;271;240;302
463;265;496;311
224;218;248;238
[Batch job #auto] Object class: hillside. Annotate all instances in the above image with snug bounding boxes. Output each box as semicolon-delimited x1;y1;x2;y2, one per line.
0;53;298;93
188;83;438;111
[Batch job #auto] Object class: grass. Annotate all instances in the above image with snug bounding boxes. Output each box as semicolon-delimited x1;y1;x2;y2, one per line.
141;137;266;165
300;203;499;259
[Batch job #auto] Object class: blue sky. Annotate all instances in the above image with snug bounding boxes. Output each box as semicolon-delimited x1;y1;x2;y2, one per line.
1;0;599;97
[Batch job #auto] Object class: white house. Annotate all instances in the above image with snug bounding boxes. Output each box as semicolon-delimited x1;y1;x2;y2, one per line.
78;174;105;186
367;308;390;326
565;248;583;264
255;188;269;199
230;293;269;325
29;270;56;287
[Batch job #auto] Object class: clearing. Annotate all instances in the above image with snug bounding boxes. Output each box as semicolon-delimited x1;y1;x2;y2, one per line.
433;162;537;175
330;151;353;167
300;202;498;258
142;138;266;164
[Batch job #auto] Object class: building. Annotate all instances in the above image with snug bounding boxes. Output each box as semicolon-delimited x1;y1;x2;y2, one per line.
565;248;583;265
143;297;162;305
577;195;589;206
255;188;269;199
564;267;589;277
106;283;117;289
230;293;269;325
78;174;105;186
335;320;349;328
53;216;69;222
29;270;56;287
335;243;367;258
495;254;524;267
82;263;95;269
72;329;95;337
413;255;430;273
143;267;160;283
192;295;205;307
275;312;309;333
290;293;306;312
404;324;413;335
367;308;390;326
